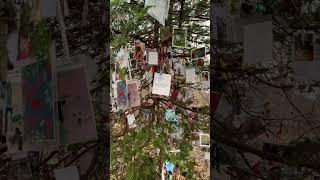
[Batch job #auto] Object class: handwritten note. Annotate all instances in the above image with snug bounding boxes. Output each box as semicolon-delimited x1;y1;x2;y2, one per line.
126;114;136;128
152;73;172;96
147;49;159;65
186;68;196;83
145;0;170;26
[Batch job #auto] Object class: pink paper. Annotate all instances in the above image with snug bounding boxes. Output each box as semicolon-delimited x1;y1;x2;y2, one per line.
56;65;97;145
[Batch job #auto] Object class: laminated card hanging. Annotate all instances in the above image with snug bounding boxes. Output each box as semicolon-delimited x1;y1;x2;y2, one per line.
152;73;172;96
147;48;159;65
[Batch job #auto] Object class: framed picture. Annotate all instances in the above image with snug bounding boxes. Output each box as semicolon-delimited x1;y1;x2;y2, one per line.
172;28;187;48
199;133;210;148
293;31;315;61
191;47;206;60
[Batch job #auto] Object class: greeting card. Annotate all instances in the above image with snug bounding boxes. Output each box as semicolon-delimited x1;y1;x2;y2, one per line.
191;47;206;60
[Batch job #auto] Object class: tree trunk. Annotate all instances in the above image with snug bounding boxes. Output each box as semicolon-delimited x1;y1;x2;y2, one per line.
57;0;70;60
82;0;89;27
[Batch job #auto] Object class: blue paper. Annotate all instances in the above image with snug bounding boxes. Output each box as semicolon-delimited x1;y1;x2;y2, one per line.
165;109;178;123
164;161;175;173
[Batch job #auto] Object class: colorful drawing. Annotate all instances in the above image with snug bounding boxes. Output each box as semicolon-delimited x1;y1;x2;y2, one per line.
127;81;140;108
56;64;97;145
21;60;55;143
133;40;145;61
116;80;129;110
172;28;187;48
165;109;178;123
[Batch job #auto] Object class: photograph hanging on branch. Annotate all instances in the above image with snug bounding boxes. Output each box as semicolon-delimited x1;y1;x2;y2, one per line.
172;28;187;48
191;47;206;60
199;133;210;148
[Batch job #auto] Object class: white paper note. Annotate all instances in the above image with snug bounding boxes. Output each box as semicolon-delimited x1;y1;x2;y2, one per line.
205;152;210;160
186;68;196;83
145;0;170;26
147;50;159;65
127;114;136;128
54;166;80;180
152;73;172;96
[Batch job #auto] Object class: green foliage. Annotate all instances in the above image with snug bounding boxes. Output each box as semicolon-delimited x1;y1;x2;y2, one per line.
31;21;51;60
111;0;210;179
0;0;16;18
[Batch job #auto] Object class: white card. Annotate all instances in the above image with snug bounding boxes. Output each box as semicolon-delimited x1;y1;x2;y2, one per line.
145;0;170;26
54;166;80;180
127;114;136;128
118;49;129;69
152;73;172;96
244;21;273;66
147;50;159;65
186;68;196;83
205;152;210;160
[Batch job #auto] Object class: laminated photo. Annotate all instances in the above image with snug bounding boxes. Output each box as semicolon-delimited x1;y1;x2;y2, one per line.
199;133;210;148
191;47;206;60
152;73;172;96
147;48;159;65
172;28;187;48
